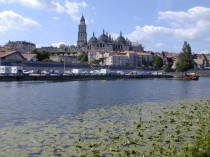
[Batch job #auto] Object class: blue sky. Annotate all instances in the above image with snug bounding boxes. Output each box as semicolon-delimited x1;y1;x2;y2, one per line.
0;0;210;53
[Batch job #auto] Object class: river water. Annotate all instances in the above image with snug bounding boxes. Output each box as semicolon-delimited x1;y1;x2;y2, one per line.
0;77;210;128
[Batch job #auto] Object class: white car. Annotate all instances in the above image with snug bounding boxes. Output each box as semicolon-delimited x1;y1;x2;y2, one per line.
22;70;30;75
41;70;50;75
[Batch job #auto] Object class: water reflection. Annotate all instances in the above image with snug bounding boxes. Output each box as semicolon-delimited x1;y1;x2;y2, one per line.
0;78;209;127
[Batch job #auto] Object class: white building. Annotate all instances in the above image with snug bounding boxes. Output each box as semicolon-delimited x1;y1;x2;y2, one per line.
106;53;129;66
105;51;153;67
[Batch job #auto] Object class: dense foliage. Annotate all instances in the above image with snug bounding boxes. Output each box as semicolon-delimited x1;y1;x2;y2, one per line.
89;58;105;65
176;41;194;72
152;56;163;68
77;52;88;63
32;49;50;61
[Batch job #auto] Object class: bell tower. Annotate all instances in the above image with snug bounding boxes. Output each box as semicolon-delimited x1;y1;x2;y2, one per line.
77;15;87;47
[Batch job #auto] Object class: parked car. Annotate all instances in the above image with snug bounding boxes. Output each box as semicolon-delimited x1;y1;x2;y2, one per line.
116;71;125;75
41;70;50;75
22;70;30;75
53;70;60;74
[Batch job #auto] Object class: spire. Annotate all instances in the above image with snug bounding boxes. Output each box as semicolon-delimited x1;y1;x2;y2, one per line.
93;32;95;37
80;14;85;22
120;31;122;37
103;29;105;35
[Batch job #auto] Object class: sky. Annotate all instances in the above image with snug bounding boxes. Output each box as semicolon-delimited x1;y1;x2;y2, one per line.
0;0;210;53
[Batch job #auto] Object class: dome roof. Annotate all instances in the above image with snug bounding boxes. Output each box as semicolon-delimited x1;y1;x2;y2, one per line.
116;32;126;44
70;45;76;48
88;32;98;44
98;30;108;43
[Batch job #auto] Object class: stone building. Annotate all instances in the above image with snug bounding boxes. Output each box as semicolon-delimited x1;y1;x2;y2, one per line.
0;47;24;62
105;51;153;67
5;41;36;53
69;15;144;53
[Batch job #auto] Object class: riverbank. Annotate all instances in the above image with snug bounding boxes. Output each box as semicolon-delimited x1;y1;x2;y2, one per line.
0;74;174;81
0;99;209;156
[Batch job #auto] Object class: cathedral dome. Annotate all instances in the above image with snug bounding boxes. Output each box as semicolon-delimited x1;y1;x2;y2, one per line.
98;30;108;43
70;45;76;48
88;32;98;44
116;32;126;44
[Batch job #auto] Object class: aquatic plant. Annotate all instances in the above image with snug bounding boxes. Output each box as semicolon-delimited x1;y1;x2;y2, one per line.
0;99;209;156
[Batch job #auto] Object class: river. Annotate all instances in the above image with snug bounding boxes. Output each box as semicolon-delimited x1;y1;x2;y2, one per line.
0;77;210;128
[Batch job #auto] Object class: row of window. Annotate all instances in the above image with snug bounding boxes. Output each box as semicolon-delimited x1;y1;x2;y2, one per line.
78;34;86;37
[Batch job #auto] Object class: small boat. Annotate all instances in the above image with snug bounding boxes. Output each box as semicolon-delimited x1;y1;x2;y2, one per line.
184;73;199;80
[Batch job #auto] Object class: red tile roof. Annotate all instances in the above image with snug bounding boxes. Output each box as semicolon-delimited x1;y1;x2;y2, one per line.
0;50;17;58
0;47;24;58
21;53;37;59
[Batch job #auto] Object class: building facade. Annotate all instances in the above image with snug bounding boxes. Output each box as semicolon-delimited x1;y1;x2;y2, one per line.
104;51;153;67
0;48;24;62
5;41;36;53
77;15;87;48
69;15;144;53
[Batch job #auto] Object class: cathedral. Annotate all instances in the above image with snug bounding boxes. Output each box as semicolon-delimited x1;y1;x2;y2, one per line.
69;15;144;53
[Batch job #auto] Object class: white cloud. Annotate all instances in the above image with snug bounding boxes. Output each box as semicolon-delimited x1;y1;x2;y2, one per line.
197;50;210;54
127;6;210;43
159;6;210;30
0;0;88;21
110;33;118;40
65;1;87;15
51;41;67;47
0;10;41;33
0;0;43;8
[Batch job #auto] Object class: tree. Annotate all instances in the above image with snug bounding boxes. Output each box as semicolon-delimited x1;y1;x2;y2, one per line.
89;58;105;65
176;41;194;72
77;52;88;63
152;56;163;68
32;49;50;61
176;59;189;72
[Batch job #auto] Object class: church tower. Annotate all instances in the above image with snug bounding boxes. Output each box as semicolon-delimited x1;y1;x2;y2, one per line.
77;15;87;47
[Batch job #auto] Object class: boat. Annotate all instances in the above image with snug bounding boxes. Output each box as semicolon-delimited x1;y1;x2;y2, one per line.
184;73;199;80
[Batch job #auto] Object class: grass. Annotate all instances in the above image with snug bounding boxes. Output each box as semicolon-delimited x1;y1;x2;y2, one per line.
0;99;209;157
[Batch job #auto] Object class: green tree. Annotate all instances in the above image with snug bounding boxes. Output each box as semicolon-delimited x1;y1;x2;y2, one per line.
89;58;105;65
77;52;88;63
152;56;163;68
176;41;194;72
32;49;50;61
